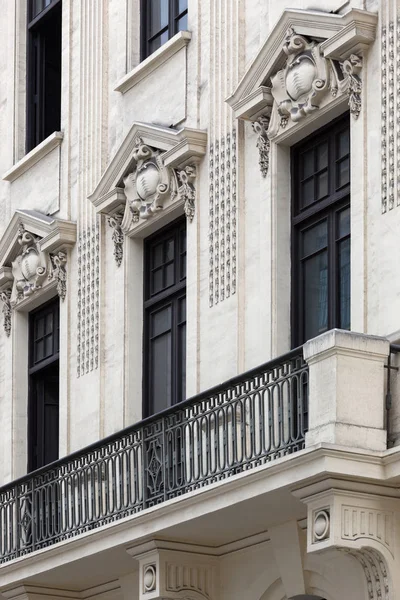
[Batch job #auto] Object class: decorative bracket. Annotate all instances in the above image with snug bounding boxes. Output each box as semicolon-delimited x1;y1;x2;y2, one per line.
252;115;271;177
107;212;124;267
0;288;12;337
178;165;197;221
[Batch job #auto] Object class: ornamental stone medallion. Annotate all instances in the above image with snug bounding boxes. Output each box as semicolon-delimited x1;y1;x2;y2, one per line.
123;138;177;224
11;225;48;305
268;27;362;139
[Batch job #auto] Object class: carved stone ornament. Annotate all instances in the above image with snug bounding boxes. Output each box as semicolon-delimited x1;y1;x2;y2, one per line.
11;225;49;306
178;165;197;222
252;115;271;177
123;138;177;224
266;28;364;139
49;251;67;301
107;213;124;267
0;288;12;337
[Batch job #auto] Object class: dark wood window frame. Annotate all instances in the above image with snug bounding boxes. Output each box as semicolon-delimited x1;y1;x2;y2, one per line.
291;114;351;347
28;297;60;472
143;217;187;417
141;0;188;60
27;0;62;152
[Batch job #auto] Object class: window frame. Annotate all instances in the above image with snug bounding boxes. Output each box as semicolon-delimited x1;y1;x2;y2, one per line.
291;114;351;348
140;0;188;60
26;0;62;152
143;217;187;417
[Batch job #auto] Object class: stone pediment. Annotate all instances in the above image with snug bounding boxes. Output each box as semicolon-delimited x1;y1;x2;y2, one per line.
0;210;76;335
88;122;207;265
226;8;377;174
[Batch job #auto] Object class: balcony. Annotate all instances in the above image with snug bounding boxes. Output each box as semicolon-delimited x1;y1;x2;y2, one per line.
0;347;308;564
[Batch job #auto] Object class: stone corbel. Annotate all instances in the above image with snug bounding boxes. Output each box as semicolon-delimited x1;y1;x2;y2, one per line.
252;114;271;177
177;165;197;222
0;288;12;337
293;484;400;600
127;541;217;600
49;251;67;301
107;212;124;267
340;54;362;119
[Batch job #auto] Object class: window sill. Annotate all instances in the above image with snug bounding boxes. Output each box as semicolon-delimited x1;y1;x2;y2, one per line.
114;30;192;94
2;131;64;183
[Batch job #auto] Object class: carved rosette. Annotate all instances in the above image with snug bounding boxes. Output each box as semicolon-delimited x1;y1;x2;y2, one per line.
107;213;124;267
252;115;271;177
0;288;12;337
123;138;177;225
177;165;197;222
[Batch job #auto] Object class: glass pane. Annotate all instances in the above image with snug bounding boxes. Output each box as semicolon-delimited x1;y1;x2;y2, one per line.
316;171;328;199
339;237;351;330
316;142;328;171
153;242;163;268
300;178;314;207
46;312;53;334
165;238;174;262
36;340;44;363
337;157;350;188
301;149;314;179
178;296;186;324
165;263;175;288
36;316;45;340
304;251;328;341
338;128;350;158
151;332;172;413
178;0;188;12
180;252;186;280
151;305;172;338
301;220;328;258
177;14;188;30
338;207;350;238
45;334;53;358
149;0;169;35
149;30;169;54
152;268;163;295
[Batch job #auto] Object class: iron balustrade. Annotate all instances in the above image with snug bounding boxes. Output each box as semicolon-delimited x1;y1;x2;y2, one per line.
0;347;308;563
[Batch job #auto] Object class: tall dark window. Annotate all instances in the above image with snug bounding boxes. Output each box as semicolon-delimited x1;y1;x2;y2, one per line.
28;298;60;471
27;0;62;152
144;219;186;416
141;0;188;59
292;115;350;346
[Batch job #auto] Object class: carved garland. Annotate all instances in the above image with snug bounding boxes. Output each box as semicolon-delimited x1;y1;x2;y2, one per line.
107;213;124;267
0;225;69;336
252;28;364;176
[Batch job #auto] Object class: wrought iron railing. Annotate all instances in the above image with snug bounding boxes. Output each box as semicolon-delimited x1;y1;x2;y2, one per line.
0;347;308;563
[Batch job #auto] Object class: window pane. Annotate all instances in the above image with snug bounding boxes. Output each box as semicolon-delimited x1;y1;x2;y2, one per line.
304;251;328;341
316;171;328;200
35;340;45;363
338;237;351;330
45;334;53;358
178;0;188;12
150;332;172;413
301;149;314;179
152;267;163;295
153;242;164;268
316;142;328;171
151;305;172;338
337;129;350;159
165;262;175;288
149;0;169;36
301;220;328;258
165;238;174;262
36;316;45;340
300;178;314;207
149;30;169;54
177;14;188;30
338;207;350;238
337;157;350;188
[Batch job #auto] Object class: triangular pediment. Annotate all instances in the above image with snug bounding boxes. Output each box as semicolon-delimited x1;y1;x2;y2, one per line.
89;121;207;213
227;7;377;121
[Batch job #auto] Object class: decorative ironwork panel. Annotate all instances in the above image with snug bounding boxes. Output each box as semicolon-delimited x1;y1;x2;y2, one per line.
0;349;307;562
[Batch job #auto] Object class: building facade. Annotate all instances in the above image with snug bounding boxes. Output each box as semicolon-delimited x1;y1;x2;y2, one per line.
1;0;400;598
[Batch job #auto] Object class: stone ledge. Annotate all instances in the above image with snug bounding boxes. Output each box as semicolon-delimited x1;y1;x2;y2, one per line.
114;31;191;94
2;132;64;183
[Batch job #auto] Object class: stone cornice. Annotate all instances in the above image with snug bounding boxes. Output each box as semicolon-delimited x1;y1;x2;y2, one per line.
114;31;191;94
2;132;63;183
